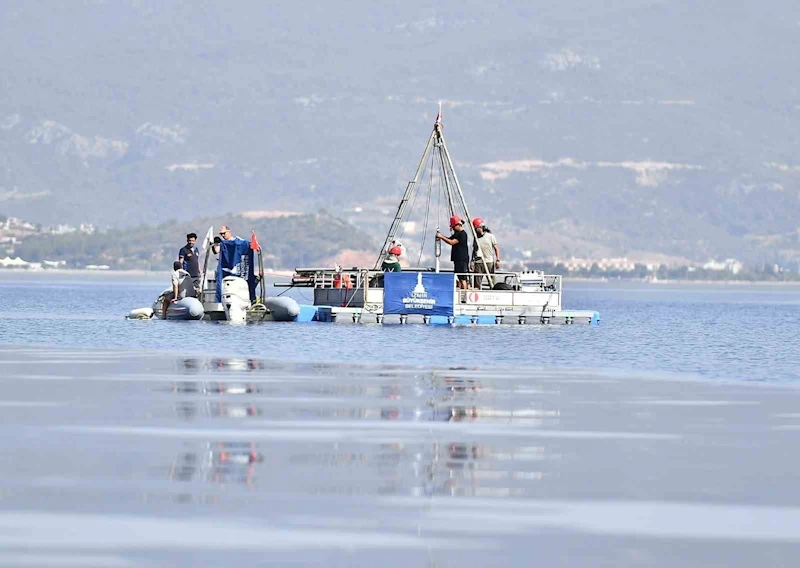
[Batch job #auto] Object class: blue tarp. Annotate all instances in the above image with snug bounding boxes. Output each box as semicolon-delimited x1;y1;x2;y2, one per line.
216;238;256;302
383;272;454;316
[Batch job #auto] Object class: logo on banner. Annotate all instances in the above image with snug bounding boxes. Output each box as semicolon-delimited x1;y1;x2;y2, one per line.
222;254;250;280
384;272;453;316
402;273;436;311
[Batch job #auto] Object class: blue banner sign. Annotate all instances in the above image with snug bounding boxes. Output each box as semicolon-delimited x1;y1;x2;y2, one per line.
384;272;454;316
216;238;256;302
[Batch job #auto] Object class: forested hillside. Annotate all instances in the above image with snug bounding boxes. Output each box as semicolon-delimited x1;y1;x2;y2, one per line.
12;212;376;270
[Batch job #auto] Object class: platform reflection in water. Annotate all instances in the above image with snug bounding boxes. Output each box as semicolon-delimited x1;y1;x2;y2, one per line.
1;346;800;566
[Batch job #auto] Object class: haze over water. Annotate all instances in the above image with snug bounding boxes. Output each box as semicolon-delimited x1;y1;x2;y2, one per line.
1;272;800;566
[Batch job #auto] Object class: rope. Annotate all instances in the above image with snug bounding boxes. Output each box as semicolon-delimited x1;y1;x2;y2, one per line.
397;147;434;245
417;154;435;267
275;284;294;297
397;173;420;243
344;271;365;309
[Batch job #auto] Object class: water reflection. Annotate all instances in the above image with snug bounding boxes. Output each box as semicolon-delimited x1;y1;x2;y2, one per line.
169;359;269;489
174;401;262;420
413;442;549;498
433;406;557;425
169;442;263;487
172;381;260;395
181;358;267;373
440;376;485;396
165;360;560;498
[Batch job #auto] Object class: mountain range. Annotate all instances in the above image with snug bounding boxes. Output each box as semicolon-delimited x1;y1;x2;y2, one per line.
1;0;799;266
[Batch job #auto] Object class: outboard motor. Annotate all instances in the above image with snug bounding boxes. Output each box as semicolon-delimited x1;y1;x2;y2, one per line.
222;276;250;324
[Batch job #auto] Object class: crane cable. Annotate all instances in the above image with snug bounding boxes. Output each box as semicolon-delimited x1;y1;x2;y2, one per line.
417;151;435;267
396;148;434;244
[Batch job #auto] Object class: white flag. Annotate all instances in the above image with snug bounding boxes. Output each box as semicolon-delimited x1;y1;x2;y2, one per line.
200;225;214;252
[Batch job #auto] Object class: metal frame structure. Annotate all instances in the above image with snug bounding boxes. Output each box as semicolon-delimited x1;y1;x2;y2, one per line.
272;110;599;325
374;107;493;284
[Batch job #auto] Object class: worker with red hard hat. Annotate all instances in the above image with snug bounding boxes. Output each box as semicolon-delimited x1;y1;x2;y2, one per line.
471;217;501;288
436;215;470;289
382;242;403;272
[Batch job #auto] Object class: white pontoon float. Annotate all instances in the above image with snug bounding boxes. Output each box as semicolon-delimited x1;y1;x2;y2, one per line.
276;110;599;326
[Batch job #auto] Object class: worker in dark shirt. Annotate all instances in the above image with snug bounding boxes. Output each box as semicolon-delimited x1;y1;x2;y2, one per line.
178;233;201;288
436;216;470;289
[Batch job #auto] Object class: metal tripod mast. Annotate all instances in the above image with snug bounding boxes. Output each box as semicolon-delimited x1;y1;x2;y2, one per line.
376;107;493;285
374;128;437;269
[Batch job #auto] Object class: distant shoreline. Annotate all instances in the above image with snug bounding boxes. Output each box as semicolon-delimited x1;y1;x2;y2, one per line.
0;268;295;278
565;276;800;286
1;268;799;285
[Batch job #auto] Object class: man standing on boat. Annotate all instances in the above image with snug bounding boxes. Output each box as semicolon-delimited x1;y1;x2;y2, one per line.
436;216;470;289
178;233;201;289
472;218;500;288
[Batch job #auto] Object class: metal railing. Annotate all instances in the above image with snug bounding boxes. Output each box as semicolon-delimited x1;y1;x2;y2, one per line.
277;267;561;293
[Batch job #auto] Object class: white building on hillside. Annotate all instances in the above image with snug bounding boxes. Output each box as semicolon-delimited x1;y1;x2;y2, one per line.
703;258;743;274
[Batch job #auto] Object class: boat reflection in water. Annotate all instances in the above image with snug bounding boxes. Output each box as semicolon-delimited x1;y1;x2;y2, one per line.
181;357;267;373
168;358;271;491
169;442;263;488
173;399;262;421
4;347;795;564
163;358;560;499
422;374;556;497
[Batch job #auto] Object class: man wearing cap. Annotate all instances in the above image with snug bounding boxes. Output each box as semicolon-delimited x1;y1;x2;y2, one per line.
436;216;470;289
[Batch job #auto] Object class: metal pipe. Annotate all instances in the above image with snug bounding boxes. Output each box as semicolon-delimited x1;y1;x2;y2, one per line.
434;226;441;273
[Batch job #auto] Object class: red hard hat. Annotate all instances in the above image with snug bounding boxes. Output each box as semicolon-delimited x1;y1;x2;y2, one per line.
449;215;463;228
472;217;484;229
389;245;402;256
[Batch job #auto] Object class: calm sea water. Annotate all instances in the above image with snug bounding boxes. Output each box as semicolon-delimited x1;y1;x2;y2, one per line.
1;271;799;382
2;272;800;566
